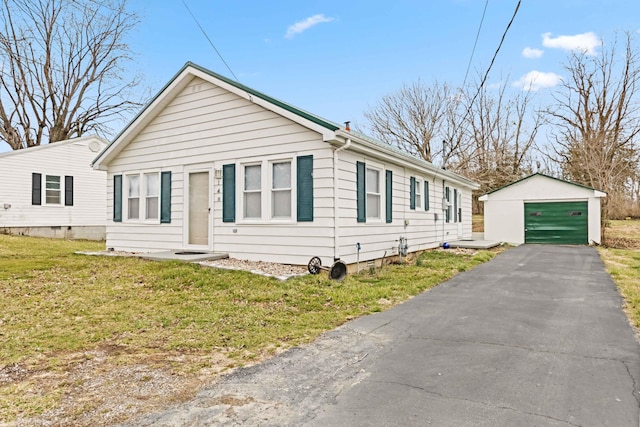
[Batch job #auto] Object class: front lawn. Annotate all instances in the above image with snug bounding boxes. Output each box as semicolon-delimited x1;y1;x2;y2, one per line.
599;219;640;331
0;235;501;425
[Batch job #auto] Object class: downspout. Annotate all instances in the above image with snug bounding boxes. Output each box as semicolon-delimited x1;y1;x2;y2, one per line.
333;137;352;261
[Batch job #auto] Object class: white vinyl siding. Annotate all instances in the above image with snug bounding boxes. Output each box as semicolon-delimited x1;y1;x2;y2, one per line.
103;75;477;264
0;136;107;231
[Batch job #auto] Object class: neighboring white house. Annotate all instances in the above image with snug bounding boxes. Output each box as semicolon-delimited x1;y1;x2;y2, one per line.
479;173;606;245
92;62;479;266
0;135;108;240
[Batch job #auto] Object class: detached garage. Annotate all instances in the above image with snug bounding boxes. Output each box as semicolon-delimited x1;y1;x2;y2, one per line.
479;173;606;245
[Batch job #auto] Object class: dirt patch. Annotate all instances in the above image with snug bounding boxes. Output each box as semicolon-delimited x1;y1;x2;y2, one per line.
7;346;236;426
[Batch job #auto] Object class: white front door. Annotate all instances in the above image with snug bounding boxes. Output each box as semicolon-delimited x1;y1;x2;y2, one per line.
188;171;210;247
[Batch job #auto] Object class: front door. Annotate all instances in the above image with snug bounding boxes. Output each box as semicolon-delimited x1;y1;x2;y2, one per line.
188;171;210;246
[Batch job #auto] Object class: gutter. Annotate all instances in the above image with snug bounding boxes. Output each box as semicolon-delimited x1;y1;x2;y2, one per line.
333;136;352;261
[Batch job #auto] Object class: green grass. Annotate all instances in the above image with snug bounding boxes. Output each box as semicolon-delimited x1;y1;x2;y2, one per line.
599;219;640;330
0;234;502;421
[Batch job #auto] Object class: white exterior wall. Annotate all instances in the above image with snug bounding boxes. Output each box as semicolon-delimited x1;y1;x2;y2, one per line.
482;175;604;245
324;150;474;266
103;75;476;265
105;77;335;264
0;136;107;235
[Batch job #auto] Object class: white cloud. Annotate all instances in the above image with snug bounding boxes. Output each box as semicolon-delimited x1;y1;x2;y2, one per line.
522;47;544;59
512;70;562;91
542;32;602;55
285;14;334;39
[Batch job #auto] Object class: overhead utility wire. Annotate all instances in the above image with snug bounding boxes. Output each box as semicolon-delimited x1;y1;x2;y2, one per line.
180;0;240;83
457;0;521;132
462;0;489;91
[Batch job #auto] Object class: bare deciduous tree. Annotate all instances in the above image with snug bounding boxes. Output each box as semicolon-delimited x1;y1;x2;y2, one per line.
545;32;640;221
363;80;456;163
364;75;540;213
0;0;142;150
451;77;540;212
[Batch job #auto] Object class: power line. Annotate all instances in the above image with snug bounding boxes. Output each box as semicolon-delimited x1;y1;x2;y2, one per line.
459;0;521;134
462;0;489;91
180;0;240;82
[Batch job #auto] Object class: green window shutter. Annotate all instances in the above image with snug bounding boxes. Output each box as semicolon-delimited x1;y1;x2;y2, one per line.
424;180;429;211
160;171;172;223
113;175;122;222
222;164;236;223
296;155;314;222
445;186;450;223
356;161;366;223
453;189;458;223
32;173;42;205
385;170;393;223
64;176;74;206
410;176;416;210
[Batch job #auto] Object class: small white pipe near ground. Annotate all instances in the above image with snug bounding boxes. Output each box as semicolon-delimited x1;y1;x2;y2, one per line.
333;138;351;261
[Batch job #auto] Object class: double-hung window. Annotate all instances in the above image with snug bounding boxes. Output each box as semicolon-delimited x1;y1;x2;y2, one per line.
145;173;159;220
113;171;171;223
45;175;61;204
366;167;380;219
243;164;262;219
127;175;140;220
415;180;422;210
272;161;292;218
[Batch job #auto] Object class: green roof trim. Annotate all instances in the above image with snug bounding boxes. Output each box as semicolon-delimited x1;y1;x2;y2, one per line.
91;61;477;191
92;61;341;166
483;173;604;195
185;62;341;132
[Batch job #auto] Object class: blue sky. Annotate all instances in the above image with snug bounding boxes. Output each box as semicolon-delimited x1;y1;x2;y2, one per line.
125;0;640;133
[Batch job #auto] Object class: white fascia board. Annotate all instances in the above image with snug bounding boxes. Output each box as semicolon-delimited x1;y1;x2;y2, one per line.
478;194;489;201
92;69;196;170
594;190;607;198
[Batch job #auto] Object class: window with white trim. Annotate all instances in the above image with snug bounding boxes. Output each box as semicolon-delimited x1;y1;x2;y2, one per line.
366;167;381;219
145;173;159;220
127;174;140;220
45;175;61;204
415;179;422;210
243;164;262;219
271;161;292;218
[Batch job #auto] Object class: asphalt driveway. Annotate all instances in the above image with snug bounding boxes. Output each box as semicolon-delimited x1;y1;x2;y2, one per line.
126;245;640;426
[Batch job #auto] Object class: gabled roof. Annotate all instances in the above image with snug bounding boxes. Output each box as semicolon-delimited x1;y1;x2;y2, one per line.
91;62;479;189
479;173;606;198
0;135;107;160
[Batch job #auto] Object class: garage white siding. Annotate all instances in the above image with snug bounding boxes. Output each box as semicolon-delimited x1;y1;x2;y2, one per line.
480;174;605;245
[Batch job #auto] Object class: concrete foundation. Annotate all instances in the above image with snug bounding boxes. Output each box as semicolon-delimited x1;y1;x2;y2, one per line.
0;225;106;241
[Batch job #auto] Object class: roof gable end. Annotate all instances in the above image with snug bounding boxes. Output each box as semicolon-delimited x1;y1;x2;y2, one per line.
485;173;604;195
92;62;341;169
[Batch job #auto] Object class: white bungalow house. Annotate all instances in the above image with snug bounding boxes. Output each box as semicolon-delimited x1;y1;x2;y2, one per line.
479;173;606;245
92;62;479;267
0;135;108;239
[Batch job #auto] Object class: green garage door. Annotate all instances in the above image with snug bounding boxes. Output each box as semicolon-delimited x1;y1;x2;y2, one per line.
524;201;588;244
